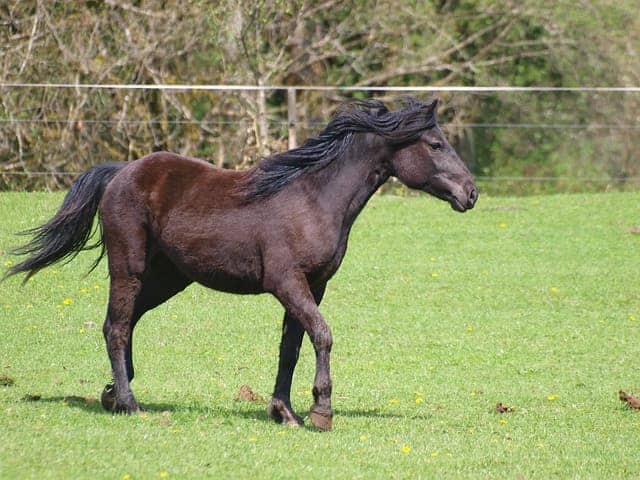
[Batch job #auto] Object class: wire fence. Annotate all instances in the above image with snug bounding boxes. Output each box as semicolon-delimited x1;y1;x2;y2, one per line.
1;83;639;192
2;118;640;129
3;83;640;92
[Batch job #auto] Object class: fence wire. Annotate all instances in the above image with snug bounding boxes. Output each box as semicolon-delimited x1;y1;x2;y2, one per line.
1;84;639;190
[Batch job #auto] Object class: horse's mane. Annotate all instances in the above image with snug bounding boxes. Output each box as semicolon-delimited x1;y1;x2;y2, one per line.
241;97;438;199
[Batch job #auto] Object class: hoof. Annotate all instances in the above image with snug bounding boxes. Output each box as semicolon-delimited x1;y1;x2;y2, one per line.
100;384;140;414
101;384;117;412
310;406;333;431
267;398;304;427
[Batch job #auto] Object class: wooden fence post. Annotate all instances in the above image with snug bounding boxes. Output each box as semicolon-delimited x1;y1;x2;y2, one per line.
287;87;297;149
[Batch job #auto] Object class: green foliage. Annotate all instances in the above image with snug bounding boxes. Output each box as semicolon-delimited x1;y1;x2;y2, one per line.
1;1;639;191
1;191;640;478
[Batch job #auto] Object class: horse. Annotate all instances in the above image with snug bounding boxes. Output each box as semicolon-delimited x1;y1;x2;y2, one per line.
7;97;477;430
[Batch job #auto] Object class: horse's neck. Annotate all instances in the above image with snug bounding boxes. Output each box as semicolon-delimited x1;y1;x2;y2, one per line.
311;144;390;227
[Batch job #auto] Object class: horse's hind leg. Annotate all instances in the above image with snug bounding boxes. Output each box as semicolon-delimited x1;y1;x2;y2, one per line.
102;275;143;413
102;251;192;412
99;209;148;414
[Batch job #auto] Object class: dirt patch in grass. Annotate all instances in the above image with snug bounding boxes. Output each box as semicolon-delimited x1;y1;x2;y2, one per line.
235;385;265;403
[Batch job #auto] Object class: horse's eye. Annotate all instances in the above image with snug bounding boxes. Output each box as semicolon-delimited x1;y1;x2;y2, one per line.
428;141;443;151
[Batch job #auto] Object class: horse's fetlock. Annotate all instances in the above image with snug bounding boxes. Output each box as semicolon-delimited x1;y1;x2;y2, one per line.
312;381;332;400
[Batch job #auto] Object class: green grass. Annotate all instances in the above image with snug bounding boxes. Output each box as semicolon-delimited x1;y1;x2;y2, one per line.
1;191;639;479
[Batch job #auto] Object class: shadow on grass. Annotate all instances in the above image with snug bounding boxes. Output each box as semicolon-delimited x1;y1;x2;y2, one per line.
23;394;435;422
23;394;105;414
335;407;435;421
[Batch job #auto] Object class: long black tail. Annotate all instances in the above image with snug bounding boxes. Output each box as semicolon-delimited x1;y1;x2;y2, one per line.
6;163;125;282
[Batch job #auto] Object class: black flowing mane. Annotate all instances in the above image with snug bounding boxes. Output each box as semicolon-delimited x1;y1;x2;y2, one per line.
243;97;438;199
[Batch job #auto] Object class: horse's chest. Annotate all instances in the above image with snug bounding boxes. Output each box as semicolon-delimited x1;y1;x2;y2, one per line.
304;234;349;282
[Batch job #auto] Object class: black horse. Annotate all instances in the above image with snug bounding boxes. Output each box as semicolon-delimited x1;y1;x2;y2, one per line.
8;97;477;430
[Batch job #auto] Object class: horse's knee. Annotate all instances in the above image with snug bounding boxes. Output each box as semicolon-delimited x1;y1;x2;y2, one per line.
311;325;333;352
103;317;130;350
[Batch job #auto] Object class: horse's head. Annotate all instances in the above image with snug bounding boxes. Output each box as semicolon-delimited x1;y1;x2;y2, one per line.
389;100;478;212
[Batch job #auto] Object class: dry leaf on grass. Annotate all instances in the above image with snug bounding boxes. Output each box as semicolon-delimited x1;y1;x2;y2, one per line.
235;385;265;403
495;402;514;413
619;390;640;409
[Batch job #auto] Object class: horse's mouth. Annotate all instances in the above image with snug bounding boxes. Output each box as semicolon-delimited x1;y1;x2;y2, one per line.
422;178;478;213
449;196;468;212
422;185;473;212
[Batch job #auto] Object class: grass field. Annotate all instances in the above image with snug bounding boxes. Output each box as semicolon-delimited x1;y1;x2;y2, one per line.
1;191;639;479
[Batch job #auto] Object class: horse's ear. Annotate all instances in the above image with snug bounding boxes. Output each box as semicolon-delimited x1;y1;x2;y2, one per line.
428;98;439;117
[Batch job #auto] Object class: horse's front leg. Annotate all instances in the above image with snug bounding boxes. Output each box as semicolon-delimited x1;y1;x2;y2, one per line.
268;312;305;426
268;284;326;427
269;275;333;431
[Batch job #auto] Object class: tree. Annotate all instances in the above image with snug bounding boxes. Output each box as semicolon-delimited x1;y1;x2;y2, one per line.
1;0;638;192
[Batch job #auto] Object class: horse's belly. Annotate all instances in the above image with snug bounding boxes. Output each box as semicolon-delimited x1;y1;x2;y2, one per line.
158;237;264;294
195;271;263;294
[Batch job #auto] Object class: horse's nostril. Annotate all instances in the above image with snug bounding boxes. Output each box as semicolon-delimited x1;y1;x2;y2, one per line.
467;187;478;208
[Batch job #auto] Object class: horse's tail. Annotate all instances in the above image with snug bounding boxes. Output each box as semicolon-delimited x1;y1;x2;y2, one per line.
6;163;125;282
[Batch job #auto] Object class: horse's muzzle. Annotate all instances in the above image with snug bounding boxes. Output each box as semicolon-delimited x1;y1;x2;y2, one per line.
466;186;478;210
449;184;478;212
423;176;478;212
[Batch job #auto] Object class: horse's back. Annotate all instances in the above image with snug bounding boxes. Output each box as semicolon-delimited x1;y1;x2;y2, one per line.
107;152;243;207
99;152;265;292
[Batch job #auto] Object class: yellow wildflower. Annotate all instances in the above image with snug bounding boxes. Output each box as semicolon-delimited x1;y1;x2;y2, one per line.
547;394;558;401
62;298;73;306
401;444;411;454
389;398;399;405
159;472;169;479
359;434;367;442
